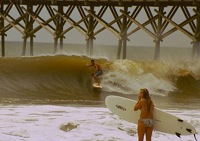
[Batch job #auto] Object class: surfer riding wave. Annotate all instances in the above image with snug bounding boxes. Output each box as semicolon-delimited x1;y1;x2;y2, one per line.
87;59;103;86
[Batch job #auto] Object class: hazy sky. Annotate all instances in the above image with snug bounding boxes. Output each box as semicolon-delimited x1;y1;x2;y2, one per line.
4;5;195;48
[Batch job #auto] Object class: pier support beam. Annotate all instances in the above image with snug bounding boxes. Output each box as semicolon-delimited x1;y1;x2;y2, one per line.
54;5;64;53
87;6;94;56
59;5;64;52
117;39;122;59
29;5;34;56
122;7;128;59
22;11;28;56
193;6;200;58
154;7;164;60
22;37;27;56
117;6;128;59
192;41;200;58
0;4;5;57
22;5;34;56
53;7;58;54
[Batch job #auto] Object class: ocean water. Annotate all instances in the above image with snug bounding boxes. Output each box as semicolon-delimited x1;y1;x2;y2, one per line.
0;42;200;141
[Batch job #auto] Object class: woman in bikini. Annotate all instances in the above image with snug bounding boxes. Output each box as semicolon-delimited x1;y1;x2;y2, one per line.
134;88;154;141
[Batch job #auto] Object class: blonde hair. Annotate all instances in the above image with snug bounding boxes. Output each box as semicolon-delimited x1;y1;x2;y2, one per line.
142;88;150;99
141;88;152;113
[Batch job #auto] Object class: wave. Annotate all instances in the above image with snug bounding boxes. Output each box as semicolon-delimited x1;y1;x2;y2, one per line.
102;59;200;95
0;55;199;101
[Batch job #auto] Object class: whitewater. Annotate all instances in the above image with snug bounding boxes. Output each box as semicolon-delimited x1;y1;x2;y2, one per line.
0;105;199;141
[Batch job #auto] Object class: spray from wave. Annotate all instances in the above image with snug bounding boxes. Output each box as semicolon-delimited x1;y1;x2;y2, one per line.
102;59;200;95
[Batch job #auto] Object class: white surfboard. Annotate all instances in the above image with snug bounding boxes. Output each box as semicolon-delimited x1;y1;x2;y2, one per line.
105;95;197;138
93;83;102;88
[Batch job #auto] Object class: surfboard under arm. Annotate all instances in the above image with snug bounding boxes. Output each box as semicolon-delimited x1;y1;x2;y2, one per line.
105;95;197;138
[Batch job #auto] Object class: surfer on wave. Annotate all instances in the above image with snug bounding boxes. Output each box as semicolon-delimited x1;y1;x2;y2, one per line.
134;88;154;141
87;59;103;86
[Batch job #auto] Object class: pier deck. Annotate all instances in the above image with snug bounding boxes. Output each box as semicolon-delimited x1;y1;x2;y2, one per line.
2;0;200;6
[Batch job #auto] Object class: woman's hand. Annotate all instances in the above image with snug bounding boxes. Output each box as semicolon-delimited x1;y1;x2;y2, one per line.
138;95;141;101
138;92;143;101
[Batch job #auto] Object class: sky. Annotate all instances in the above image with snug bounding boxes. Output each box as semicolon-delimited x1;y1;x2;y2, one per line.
3;4;196;48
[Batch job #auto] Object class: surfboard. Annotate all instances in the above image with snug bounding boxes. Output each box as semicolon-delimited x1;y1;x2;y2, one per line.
93;83;102;88
105;95;197;138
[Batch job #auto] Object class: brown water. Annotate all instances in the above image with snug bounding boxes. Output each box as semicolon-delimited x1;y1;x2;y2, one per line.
0;42;199;110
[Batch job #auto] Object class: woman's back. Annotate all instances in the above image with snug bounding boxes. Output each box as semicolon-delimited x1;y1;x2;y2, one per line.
139;99;154;119
134;98;154;119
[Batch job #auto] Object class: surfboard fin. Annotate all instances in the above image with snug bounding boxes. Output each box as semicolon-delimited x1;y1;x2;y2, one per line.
175;132;181;138
177;119;183;122
186;128;192;133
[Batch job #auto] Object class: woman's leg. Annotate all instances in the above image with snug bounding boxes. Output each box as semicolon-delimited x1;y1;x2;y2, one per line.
146;126;153;141
137;122;146;141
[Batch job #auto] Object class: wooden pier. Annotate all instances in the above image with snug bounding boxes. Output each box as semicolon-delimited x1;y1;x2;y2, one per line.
0;0;200;59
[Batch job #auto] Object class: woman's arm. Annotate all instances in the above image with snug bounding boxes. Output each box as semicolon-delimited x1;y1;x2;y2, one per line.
134;100;142;111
